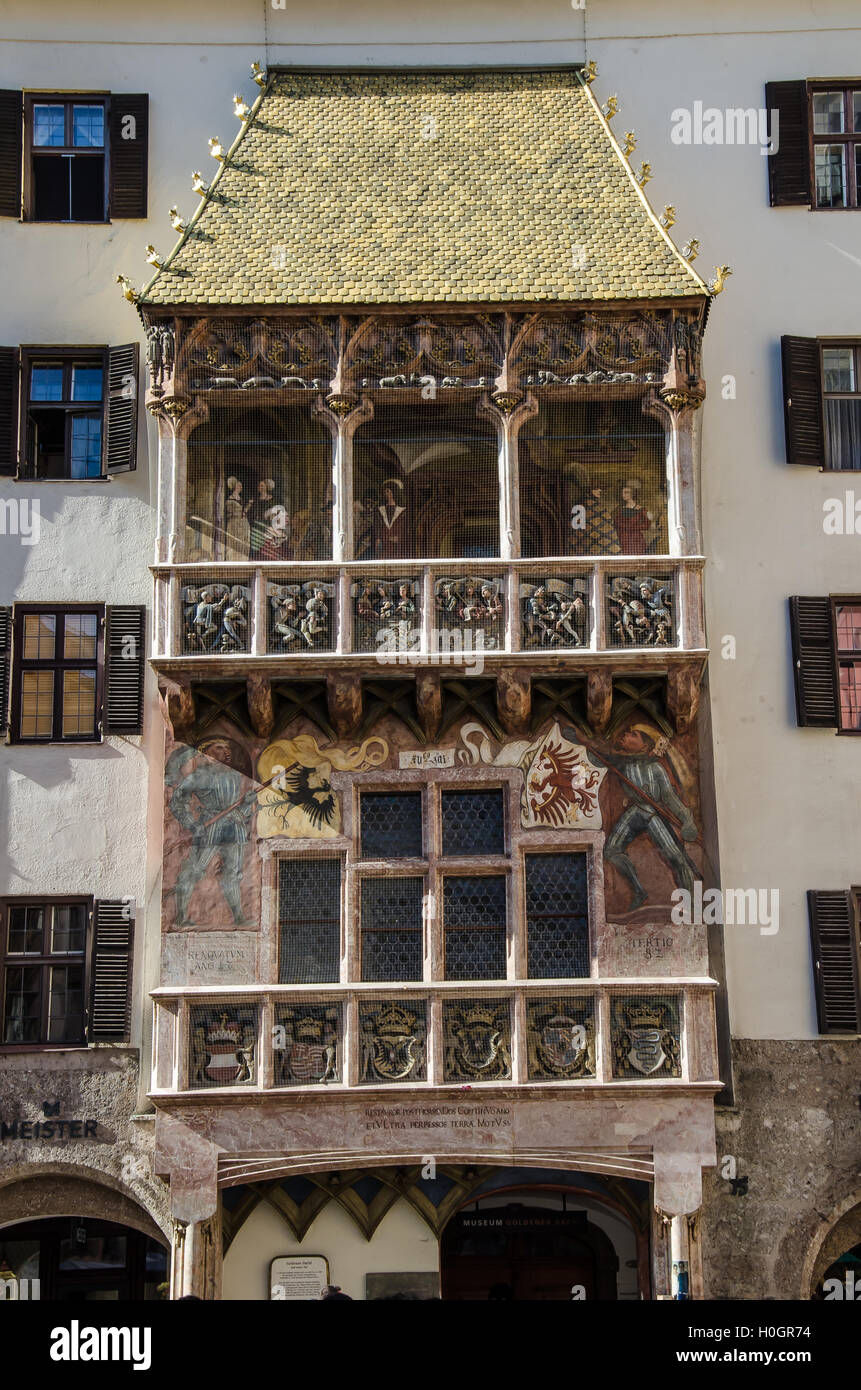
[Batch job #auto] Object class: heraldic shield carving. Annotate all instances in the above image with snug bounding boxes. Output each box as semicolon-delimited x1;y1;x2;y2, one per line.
526;998;596;1080
274;1004;340;1086
360;1002;427;1083
190;1005;258;1088
443;999;512;1082
611;996;682;1079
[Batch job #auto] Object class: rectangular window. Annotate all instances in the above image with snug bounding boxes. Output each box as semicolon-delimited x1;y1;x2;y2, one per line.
810;84;861;209
360;792;423;858
525;852;590;978
22;350;105;479
12;605;102;743
441;789;505;857
27;96;106;222
834;601;861;731
278;859;341;984
443;875;507;980
1;901;88;1044
360;877;424;982
822;343;861;471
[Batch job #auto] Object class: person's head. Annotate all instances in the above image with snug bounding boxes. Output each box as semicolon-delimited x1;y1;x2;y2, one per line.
205;738;234;768
227;475;241;497
399;583;408;597
534;586;545;600
618;726;653;756
589;484;602;500
621;478;641;504
258;477;275;499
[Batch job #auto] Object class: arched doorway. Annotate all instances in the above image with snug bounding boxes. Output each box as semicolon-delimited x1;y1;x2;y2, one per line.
440;1193;621;1301
0;1217;168;1301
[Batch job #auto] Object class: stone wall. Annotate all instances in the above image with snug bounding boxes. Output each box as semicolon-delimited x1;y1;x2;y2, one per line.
702;1039;861;1299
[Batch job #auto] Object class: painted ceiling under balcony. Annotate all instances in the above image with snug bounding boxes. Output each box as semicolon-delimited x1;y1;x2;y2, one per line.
139;67;708;308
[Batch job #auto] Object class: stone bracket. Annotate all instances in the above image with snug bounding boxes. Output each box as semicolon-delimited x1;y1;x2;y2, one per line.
246;675;275;740
666;665;702;733
496;668;531;736
326;672;363;740
416;670;442;741
587;670;613;735
158;675;196;741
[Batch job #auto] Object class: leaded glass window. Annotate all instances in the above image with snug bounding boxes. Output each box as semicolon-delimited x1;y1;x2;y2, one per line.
361;792;423;858
525;853;589;978
441;789;505;857
279;859;342;983
360;877;424;981
443;875;506;980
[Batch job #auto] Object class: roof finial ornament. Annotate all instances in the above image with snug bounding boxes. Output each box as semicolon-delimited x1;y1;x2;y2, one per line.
708;265;733;294
602;94;619;119
681;237;700;261
659;205;677;229
191;171;209;197
623;131;636;157
233;95;251;123
251;60;266;87
145;245;164;270
169;206;186;233
208;137;226;162
115;273;139;303
582;60;598;84
636;162;653;186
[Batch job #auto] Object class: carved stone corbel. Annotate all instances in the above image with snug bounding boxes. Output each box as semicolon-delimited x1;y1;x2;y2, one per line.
496;669;530;736
159;676;196;741
416;670;442;741
246;675;275;740
327;672;362;740
587;670;613;736
666;665;701;733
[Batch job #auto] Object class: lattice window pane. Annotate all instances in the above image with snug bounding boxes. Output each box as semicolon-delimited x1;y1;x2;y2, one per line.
443;997;511;1082
359;999;427;1083
279;859;342;984
443;875;506;980
610;994;682;1079
274;1004;341;1086
441;790;505;857
526;997;595;1079
189;1003;258;1089
361;792;423;858
525;853;589;979
361;877;423;982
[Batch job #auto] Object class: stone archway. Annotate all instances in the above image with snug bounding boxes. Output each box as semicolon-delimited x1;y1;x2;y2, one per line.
0;1167;169;1244
802;1190;861;1299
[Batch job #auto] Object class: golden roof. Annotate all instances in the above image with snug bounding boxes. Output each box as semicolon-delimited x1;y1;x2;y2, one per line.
140;68;708;307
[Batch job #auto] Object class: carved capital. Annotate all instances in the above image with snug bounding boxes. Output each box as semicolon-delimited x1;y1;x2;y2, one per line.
326;672;362;740
490;390;522;415
666;665;701;733
496;668;530;736
325;393;359;418
660;388;704;414
586;669;613;735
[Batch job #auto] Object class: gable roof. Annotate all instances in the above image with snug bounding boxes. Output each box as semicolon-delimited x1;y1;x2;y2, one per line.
139;67;708;308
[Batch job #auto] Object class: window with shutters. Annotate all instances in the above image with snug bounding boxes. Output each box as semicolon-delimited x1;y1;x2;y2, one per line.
24;95;107;222
834;601;861;731
7;603;145;742
810;84;861;209
822;344;861;470
781;337;861;470
14;345;139;479
0;896;134;1049
807;890;861;1034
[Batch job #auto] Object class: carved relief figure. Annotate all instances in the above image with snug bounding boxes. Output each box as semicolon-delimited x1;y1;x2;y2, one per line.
165;738;257;926
224;476;252;560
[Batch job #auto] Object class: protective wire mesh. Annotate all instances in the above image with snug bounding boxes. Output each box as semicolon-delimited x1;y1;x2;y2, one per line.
279;859;342;984
443;876;507;981
441;789;505;857
181;572;252;654
525;853;589;978
188;1001;259;1089
525;995;596;1080
443;997;512;1082
359;997;427;1083
360;792;424;858
273;1002;341;1086
360;877;424;982
610;993;682;1079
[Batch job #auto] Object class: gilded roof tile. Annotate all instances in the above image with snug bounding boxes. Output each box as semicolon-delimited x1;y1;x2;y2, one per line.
140;68;707;307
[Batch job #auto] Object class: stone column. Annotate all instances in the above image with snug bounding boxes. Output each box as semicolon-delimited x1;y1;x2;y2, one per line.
643;391;704;558
479;391;538;560
314;395;373;561
170;1210;222;1300
149;397;210;564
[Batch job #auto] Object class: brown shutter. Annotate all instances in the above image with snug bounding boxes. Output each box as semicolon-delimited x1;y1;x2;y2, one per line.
789;596;839;727
808;891;861;1033
104;606;146;734
103;343;140;474
89;899;135;1041
0;90;22;219
0;607;11;733
108;94;148;219
0;346;19;475
766;80;811;207
782;336;824;466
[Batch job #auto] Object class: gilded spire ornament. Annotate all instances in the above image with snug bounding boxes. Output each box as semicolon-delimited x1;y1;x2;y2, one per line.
681;238;700;261
636;162;653;186
233;95;251;123
191;171;209;196
208;137;226;161
115;273;138;303
602;94;619;119
659;205;677;229
251;60;266;87
708;265;733;294
169;206;186;233
582;60;598;84
623;130;636;156
145;244;163;269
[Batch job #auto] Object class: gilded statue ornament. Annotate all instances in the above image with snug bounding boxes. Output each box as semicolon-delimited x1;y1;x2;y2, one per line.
602;94;619;119
708;265;732;294
661;389;702;413
192;170;209;196
115;273;138;303
208;137;226;162
582;60;598;84
681;237;700;261
636;162;653;186
325;394;357;417
251;60;266;87
160;397;191;422
169;206;186;233
145;244;163;269
233;95;251;122
623;130;636;156
659;205;677;229
490;390;521;414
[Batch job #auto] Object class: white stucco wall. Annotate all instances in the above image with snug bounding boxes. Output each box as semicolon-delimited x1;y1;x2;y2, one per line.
2;0;857;1053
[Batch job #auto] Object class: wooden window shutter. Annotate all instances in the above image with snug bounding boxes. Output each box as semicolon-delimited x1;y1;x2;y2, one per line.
766;80;811;207
89;899;134;1041
781;336;824;466
104;606;146;734
108;94;149;219
0;346;19;475
103;343;140;474
0;606;11;733
807;891;860;1033
0;90;22;218
789;596;838;727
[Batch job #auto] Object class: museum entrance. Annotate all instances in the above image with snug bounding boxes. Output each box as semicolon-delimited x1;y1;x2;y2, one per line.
0;1217;169;1301
440;1197;620;1301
